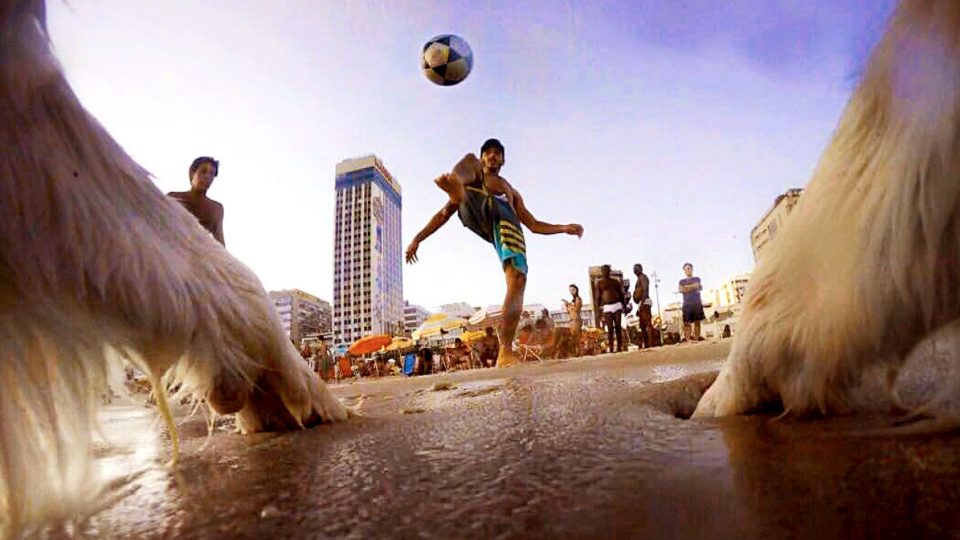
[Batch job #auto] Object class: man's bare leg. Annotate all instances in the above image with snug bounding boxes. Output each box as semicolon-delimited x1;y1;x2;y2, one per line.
694;321;702;340
434;173;466;205
497;264;526;367
604;316;610;353
614;312;624;351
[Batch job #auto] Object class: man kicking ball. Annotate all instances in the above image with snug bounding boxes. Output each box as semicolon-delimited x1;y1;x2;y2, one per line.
406;139;583;367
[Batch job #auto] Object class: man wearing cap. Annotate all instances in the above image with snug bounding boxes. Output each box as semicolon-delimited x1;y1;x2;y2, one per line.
406;139;583;367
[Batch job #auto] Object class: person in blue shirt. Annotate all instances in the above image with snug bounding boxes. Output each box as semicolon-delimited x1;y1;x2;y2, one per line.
679;262;705;342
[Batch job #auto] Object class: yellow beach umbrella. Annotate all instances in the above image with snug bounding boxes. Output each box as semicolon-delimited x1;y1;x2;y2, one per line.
411;312;468;340
459;330;486;345
467;306;503;330
384;337;414;352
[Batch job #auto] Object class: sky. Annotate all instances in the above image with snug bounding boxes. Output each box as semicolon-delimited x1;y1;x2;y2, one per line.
47;0;897;313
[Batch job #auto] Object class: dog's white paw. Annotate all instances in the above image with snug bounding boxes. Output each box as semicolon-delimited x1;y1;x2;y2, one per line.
232;363;349;433
692;369;751;418
692;376;728;419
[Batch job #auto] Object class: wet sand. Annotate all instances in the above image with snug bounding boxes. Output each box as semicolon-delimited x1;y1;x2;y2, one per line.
86;341;960;539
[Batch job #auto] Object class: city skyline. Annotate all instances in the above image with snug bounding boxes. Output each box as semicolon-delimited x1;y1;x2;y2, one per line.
47;1;898;311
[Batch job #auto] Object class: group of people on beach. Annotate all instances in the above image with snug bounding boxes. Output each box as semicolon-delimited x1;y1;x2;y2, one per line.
578;260;707;354
406;137;716;362
170;139;704;372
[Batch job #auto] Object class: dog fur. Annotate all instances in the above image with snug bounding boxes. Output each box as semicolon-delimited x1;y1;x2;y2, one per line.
694;0;960;418
0;1;348;535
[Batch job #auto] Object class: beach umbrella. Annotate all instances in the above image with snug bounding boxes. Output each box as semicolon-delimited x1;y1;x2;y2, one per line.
411;312;467;340
348;334;392;356
384;336;414;352
467;306;503;330
459;330;486;345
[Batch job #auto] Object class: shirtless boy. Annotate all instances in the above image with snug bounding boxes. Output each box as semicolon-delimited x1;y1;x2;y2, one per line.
168;156;225;245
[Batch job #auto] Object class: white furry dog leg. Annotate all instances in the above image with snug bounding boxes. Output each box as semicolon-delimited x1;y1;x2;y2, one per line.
693;364;745;419
695;0;960;418
692;336;779;418
0;1;348;534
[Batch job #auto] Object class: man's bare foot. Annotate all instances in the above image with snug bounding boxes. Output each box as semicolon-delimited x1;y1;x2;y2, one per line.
435;173;465;205
496;349;520;368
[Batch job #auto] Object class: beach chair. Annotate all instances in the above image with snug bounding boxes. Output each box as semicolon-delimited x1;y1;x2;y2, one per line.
337;357;353;382
538;328;560;360
517;329;544;363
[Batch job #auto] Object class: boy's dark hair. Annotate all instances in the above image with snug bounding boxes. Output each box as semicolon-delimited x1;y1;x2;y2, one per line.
480;138;504;156
189;156;219;179
683;262;693;270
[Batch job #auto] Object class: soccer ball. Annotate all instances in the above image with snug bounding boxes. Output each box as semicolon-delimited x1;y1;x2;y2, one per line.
422;34;473;86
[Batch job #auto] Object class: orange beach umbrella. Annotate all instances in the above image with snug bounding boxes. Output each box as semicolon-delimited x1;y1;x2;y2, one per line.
348;334;392;356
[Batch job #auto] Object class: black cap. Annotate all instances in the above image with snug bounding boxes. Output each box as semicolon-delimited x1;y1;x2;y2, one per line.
480;138;504;155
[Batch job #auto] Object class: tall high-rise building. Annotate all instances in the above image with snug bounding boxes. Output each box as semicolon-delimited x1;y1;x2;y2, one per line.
332;155;403;347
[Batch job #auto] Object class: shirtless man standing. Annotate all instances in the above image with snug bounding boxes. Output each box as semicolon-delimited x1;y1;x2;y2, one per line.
168;156;225;245
405;138;583;367
633;264;655;348
594;265;625;354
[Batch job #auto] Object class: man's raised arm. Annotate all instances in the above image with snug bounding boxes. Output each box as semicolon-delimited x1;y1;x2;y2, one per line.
405;201;458;263
513;191;584;237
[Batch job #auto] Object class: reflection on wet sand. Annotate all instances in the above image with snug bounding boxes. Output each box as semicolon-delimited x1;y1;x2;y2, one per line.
718;408;960;538
79;343;960;539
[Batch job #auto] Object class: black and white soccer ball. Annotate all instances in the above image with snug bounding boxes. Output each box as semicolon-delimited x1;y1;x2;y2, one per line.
422;34;473;86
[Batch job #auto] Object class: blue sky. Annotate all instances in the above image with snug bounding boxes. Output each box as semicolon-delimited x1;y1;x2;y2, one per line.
48;0;897;312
